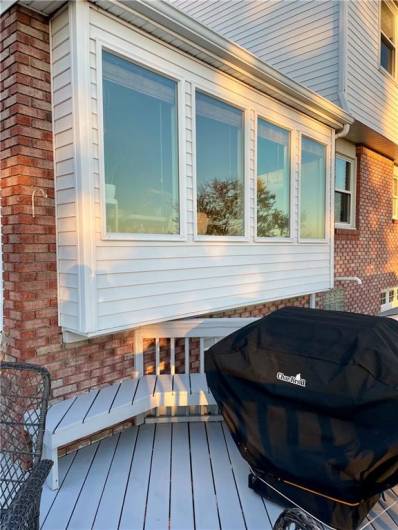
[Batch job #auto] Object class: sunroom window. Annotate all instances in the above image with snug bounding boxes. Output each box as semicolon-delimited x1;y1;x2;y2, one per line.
256;119;290;238
300;137;326;239
195;91;244;237
335;155;355;228
102;50;180;235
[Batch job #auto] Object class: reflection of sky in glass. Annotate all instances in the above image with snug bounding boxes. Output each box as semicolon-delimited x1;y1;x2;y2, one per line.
257;119;290;237
103;51;179;234
196;91;244;236
300;137;326;239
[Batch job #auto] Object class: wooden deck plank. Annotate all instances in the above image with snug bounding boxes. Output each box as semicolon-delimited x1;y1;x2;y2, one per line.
119;424;155;530
55;389;99;432
92;427;138;530
46;398;76;433
144;423;172;530
170;423;194;530
189;422;220;530
67;434;118;530
84;383;120;422
40;421;398;530
222;424;273;530
206;422;246;530
40;452;75;524
41;443;97;530
111;378;138;410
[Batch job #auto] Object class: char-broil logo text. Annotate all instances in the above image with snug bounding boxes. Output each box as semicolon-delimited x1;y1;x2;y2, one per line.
276;372;306;388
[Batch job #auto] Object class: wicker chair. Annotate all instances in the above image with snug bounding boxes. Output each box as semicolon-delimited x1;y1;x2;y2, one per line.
0;362;53;530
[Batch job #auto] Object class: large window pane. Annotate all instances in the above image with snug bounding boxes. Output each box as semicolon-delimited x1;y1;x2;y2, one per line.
102;51;179;234
196;91;244;236
300;137;326;239
257;119;290;237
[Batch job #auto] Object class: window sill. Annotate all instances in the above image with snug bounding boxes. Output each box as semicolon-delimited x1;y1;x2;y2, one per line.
335;227;359;239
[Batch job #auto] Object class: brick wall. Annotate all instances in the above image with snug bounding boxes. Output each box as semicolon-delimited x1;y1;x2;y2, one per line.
319;145;398;314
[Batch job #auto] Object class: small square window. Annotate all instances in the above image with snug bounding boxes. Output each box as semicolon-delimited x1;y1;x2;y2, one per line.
335;155;355;227
381;291;387;306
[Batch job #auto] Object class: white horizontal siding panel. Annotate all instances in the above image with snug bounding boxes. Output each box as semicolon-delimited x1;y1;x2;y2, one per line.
345;0;398;144
172;0;340;102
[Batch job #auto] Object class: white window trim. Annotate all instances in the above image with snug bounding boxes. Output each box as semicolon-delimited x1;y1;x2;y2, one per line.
379;0;398;80
254;114;295;243
393;166;398;220
96;40;187;242
381;286;398;312
298;132;331;244
335;153;357;229
192;83;251;243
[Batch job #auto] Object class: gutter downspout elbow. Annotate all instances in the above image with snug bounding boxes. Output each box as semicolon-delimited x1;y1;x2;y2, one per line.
335;123;350;140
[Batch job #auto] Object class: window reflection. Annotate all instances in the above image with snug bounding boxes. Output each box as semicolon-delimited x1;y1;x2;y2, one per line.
102;51;179;235
196;91;244;236
300;137;326;239
257;119;290;237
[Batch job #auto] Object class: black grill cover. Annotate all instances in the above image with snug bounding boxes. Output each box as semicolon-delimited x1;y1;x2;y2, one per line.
205;307;398;507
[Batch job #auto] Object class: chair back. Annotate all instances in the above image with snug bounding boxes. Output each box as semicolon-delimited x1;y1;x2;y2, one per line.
0;362;50;512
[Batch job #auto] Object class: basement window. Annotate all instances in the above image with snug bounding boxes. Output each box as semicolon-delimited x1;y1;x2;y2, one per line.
380;1;396;76
381;286;398;311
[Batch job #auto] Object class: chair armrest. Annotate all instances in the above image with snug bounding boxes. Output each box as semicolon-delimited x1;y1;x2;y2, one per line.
0;460;53;530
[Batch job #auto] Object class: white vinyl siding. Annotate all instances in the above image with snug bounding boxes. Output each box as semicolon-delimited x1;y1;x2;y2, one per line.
52;4;334;338
346;0;398;146
171;0;340;104
51;7;79;331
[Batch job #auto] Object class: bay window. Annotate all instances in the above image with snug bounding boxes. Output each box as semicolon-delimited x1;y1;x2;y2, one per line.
300;137;326;240
195;91;245;237
102;50;180;235
256;119;290;238
335;155;355;228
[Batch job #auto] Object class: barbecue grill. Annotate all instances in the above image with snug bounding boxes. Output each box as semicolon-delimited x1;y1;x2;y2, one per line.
206;307;398;530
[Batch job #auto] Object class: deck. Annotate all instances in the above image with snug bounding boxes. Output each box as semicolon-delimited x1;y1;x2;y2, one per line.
40;421;398;530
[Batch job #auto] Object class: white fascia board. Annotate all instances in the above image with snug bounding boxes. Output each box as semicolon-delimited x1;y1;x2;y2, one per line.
98;0;353;130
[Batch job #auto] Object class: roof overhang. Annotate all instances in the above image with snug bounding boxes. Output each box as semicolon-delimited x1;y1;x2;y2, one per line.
3;0;353;131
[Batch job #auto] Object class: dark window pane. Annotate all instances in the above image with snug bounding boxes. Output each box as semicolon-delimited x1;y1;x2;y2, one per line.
300;137;326;239
335;157;351;191
196;91;244;236
381;36;395;74
257;119;290;237
102;51;179;234
335;191;351;224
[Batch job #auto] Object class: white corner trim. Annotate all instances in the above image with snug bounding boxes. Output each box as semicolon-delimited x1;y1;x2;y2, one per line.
69;0;98;333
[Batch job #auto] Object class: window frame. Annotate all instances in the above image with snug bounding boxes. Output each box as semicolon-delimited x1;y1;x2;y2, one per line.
380;286;398;312
298;132;331;244
254;114;295;242
393;166;398;220
379;0;397;79
192;83;250;242
97;41;187;242
334;153;357;229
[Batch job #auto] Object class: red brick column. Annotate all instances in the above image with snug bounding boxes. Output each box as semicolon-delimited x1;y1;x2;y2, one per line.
1;5;57;359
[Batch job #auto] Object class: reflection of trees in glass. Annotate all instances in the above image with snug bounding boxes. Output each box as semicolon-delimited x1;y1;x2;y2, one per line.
197;178;244;236
257;178;289;237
